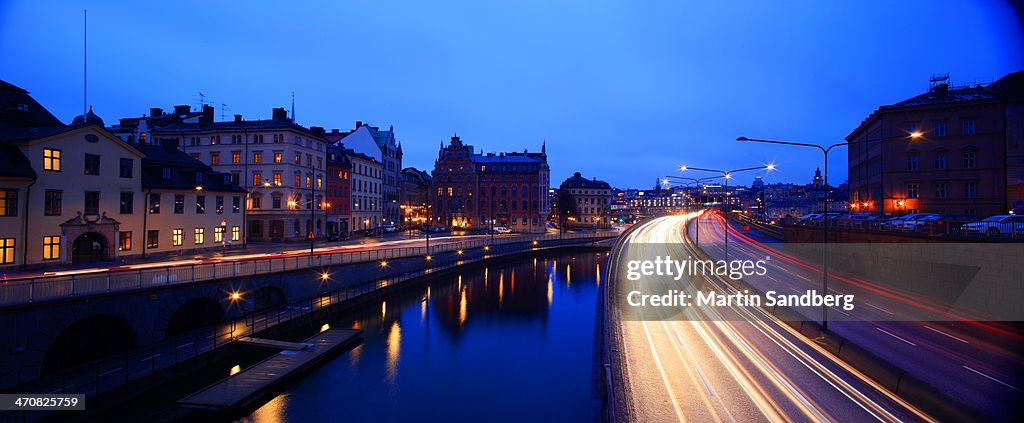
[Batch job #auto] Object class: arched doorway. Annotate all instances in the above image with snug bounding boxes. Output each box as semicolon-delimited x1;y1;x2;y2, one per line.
165;297;225;337
42;315;136;376
72;232;107;264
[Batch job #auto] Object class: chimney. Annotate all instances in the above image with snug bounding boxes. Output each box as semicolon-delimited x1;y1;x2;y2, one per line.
234;114;243;122
272;107;288;121
310;126;326;137
173;105;190;115
200;104;214;124
355;121;363;128
933;83;949;97
149;107;163;117
331;128;339;134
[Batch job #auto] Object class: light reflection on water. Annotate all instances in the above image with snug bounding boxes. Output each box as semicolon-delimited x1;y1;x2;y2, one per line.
244;252;604;423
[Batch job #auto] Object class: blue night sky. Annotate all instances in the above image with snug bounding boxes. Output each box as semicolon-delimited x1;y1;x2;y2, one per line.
1;1;1021;188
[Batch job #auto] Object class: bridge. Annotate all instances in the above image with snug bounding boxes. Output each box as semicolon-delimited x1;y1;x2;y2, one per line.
0;231;618;401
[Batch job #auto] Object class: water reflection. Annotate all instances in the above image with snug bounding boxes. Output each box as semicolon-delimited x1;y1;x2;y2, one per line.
246;252;604;423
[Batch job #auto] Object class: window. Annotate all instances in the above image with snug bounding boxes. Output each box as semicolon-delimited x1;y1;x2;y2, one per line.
306;176;312;188
273;173;282;186
84;191;100;215
119;158;133;178
932;121;947;137
211;135;221;145
274;152;283;163
907;184;919;199
963;152;976;169
964;182;977;198
231;226;240;241
42;235;59;260
294;152;302;164
272;196;282;209
232;196;241;213
215;226;225;243
120;192;134;214
906;155;919;171
317;177;323;189
0;189;18;216
172;228;183;246
295;174;301;187
216;196;224;214
962;118;976;135
43;149;61;171
196;195;206;214
317;158;322;169
0;238;14;264
251;195;262;209
149;193;161;214
934;153;947;170
210;152;220;165
147;230;159;248
118;231;132;251
253;172;262;186
174;194;185;214
232;152;241;164
194;227;205;244
906;122;918;133
84;154;100;175
162;167;172;180
935;183;947;198
254;152;263;163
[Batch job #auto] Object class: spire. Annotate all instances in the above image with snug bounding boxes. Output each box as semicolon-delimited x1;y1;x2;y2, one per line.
542;138;546;155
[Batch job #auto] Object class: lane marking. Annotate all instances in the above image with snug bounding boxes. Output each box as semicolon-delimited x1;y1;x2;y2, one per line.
961;365;1023;393
923;325;969;344
876;328;916;347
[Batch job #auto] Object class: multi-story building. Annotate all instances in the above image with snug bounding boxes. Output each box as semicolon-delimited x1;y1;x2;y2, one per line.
327;122;403;226
431;135;549;233
399;167;432;227
345;148;384;233
150;107;329;242
0;80;243;268
847;71;1024;217
108;104;208;144
325;145;351;238
558;172;612;228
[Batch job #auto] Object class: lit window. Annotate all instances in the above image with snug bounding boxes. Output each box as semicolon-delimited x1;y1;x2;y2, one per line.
231;226;240;241
0;189;17;216
42;235;60;260
0;238;14;264
274;152;283;163
215;226;225;243
172;228;183;246
118;231;132;251
43;149;61;171
194;227;205;244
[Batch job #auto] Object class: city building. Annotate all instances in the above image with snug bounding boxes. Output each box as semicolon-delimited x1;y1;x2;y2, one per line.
325;145;351;237
431;135;549;233
847;71;1024;217
326;122;403;226
400;167;432;227
558;172;612;228
149;107;329;242
107;105;209;144
0;80;243;268
345;148;384;233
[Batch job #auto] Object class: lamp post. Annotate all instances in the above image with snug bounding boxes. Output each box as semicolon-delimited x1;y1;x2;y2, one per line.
425;202;431;254
663;175;724;245
680;164;776;262
736;132;922;330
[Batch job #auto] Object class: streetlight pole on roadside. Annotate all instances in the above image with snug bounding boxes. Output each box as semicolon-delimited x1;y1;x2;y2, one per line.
663;175;725;246
736;132;922;331
680;164;776;262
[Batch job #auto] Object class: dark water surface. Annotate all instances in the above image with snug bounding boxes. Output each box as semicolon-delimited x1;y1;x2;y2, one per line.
243;251;606;422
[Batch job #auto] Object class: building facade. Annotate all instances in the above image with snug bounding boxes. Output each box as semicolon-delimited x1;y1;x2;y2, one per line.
325;145;352;238
327;122;403;226
0;80;243;268
847;71;1024;217
345;148;384;233
559;172;612;228
431;135;549;233
150;108;329;242
399;167;432;227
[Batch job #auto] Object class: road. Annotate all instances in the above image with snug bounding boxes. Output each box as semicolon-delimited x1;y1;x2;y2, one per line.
613;215;933;422
688;211;1024;420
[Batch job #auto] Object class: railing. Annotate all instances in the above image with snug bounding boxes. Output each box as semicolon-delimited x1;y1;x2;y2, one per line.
733;214;783;240
784;217;1024;241
0;233;616;418
0;231;619;307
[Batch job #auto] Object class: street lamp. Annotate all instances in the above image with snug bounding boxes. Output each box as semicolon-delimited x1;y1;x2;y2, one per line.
736;132;923;330
663;175;724;245
681;164;776;262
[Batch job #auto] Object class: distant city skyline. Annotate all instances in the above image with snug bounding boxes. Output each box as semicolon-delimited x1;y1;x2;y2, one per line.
1;0;1021;188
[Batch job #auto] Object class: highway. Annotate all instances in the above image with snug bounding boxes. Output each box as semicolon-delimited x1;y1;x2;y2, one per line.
685;211;1024;420
613;215;935;422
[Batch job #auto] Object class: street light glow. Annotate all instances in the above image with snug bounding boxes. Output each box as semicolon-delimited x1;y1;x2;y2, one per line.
229;291;242;301
766;163;776;171
679;165;687;171
320;272;330;281
910;131;924;139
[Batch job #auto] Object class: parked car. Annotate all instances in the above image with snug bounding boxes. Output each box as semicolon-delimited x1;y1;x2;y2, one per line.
883;213;936;231
382;224;399;233
961;215;1024;237
898;213;943;231
492;226;513;234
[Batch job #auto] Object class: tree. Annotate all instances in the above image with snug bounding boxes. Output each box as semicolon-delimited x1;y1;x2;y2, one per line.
555;189;579;235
